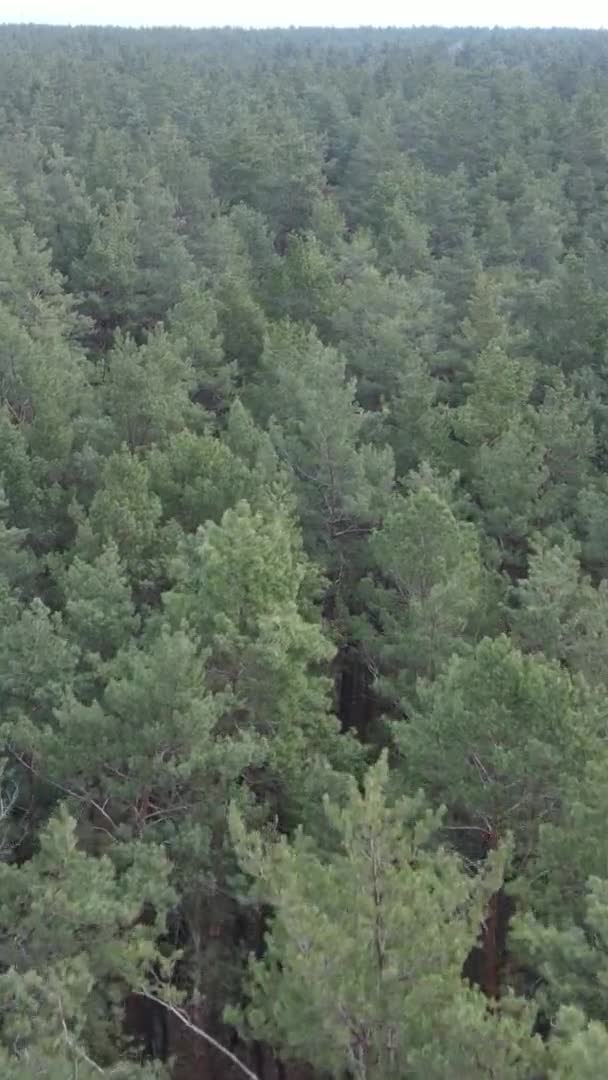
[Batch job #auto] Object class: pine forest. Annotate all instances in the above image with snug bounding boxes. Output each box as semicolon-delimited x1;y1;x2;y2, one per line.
4;22;608;1078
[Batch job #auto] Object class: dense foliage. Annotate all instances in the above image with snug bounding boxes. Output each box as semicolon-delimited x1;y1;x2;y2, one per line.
3;22;608;1077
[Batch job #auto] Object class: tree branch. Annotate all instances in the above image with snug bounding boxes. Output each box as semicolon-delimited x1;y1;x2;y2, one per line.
135;991;260;1080
9;750;117;831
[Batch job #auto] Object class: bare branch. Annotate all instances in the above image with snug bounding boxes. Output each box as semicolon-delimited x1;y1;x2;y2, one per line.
9;750;117;831
136;991;260;1080
57;994;105;1075
0;779;18;822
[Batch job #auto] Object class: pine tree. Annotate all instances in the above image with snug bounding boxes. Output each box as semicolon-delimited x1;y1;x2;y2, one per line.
102;327;197;451
162;498;354;823
230;754;542;1080
510;534;608;685
396;635;595;858
252;323;394;585
360;470;483;696
0;808;173;1076
74;449;164;586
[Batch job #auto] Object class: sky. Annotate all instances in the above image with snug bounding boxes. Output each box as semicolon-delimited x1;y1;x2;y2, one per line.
1;0;606;30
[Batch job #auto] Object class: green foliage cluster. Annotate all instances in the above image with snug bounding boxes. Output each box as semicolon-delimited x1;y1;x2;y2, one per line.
3;22;608;1078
